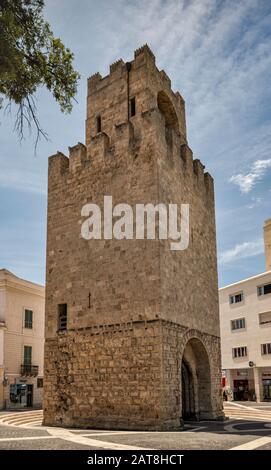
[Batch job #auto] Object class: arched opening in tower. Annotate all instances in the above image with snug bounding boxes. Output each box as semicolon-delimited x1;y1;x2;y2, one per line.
181;338;212;421
157;90;179;133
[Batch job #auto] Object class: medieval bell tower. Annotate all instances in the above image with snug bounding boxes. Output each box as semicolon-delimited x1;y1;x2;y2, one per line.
43;45;224;430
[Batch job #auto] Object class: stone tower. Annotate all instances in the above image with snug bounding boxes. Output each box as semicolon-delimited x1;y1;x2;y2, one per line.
44;45;223;430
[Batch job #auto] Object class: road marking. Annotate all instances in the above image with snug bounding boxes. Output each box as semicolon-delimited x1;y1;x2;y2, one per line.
47;427;151;450
0;436;54;442
224;403;271;423
226;415;271;422
230;435;271;450
225;402;263;412
76;426;207;437
183;426;207;432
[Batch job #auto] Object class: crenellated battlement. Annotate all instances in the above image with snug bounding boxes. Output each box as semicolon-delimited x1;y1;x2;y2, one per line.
86;44;186;141
68;142;87;172
87;72;102;92
193;159;205;180
50;45;214;202
159;70;171;88
114;120;134;144
48;139;213;202
175;91;185;104
51;88;211;204
48;151;69;176
204;172;214;195
109;58;125;74
134;43;156;63
192;158;214;195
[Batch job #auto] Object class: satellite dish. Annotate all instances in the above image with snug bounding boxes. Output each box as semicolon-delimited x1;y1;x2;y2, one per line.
249;361;254;367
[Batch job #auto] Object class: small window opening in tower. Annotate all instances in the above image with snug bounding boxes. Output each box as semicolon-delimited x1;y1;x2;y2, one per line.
96;115;102;133
58;303;67;331
130;97;136;117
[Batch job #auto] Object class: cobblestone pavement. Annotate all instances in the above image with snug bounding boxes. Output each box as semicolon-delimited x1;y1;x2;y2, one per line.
0;403;271;450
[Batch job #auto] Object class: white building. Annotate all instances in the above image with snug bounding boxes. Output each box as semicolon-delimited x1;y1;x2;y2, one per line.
219;219;271;402
0;269;45;409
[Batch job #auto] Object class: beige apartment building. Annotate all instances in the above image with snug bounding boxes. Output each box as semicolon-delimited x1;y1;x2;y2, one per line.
0;269;45;409
219;219;271;402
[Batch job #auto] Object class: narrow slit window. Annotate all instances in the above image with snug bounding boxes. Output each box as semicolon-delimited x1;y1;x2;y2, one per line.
58;303;67;331
96;115;101;133
130;97;136;117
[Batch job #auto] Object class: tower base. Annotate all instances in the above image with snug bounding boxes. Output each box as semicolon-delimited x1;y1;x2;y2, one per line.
43;320;224;430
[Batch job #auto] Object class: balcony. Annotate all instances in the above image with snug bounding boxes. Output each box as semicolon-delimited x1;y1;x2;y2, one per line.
21;364;39;377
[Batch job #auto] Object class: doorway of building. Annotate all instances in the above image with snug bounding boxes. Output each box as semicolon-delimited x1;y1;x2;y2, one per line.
26;384;33;407
181;338;212;421
233;380;249;400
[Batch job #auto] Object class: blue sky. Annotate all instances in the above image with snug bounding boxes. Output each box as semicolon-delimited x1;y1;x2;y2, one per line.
0;0;271;287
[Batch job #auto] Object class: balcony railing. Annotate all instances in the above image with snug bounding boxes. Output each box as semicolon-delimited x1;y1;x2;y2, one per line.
21;364;39;377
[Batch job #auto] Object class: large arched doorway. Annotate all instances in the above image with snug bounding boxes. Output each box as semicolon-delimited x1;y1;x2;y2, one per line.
181;338;212;421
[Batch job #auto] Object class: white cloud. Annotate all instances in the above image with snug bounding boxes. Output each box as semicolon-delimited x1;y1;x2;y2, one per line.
229;159;271;193
219;238;264;264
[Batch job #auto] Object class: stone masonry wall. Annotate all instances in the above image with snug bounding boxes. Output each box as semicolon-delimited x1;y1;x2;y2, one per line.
44;320;223;429
44;320;164;430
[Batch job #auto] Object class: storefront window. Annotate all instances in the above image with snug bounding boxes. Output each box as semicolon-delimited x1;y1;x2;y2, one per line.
9;384;27;408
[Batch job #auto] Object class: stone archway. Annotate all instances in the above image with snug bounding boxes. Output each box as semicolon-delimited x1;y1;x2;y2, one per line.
157;91;179;133
181;337;212;421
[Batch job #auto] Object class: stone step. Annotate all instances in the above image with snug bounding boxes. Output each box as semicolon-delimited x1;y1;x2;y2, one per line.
14;417;43;426
1;412;43;425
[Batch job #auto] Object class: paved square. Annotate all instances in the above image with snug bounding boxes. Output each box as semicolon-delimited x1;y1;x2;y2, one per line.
0;403;271;450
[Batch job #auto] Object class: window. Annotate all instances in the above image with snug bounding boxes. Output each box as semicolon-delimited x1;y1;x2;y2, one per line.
261;343;271;355
231;318;246;330
232;346;247;358
130;97;136;117
24;309;33;329
257;283;271;296
229;292;244;304
24;346;32;365
10;384;27;406
96;115;101;133
37;378;43;388
58;304;67;331
259;311;271;325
